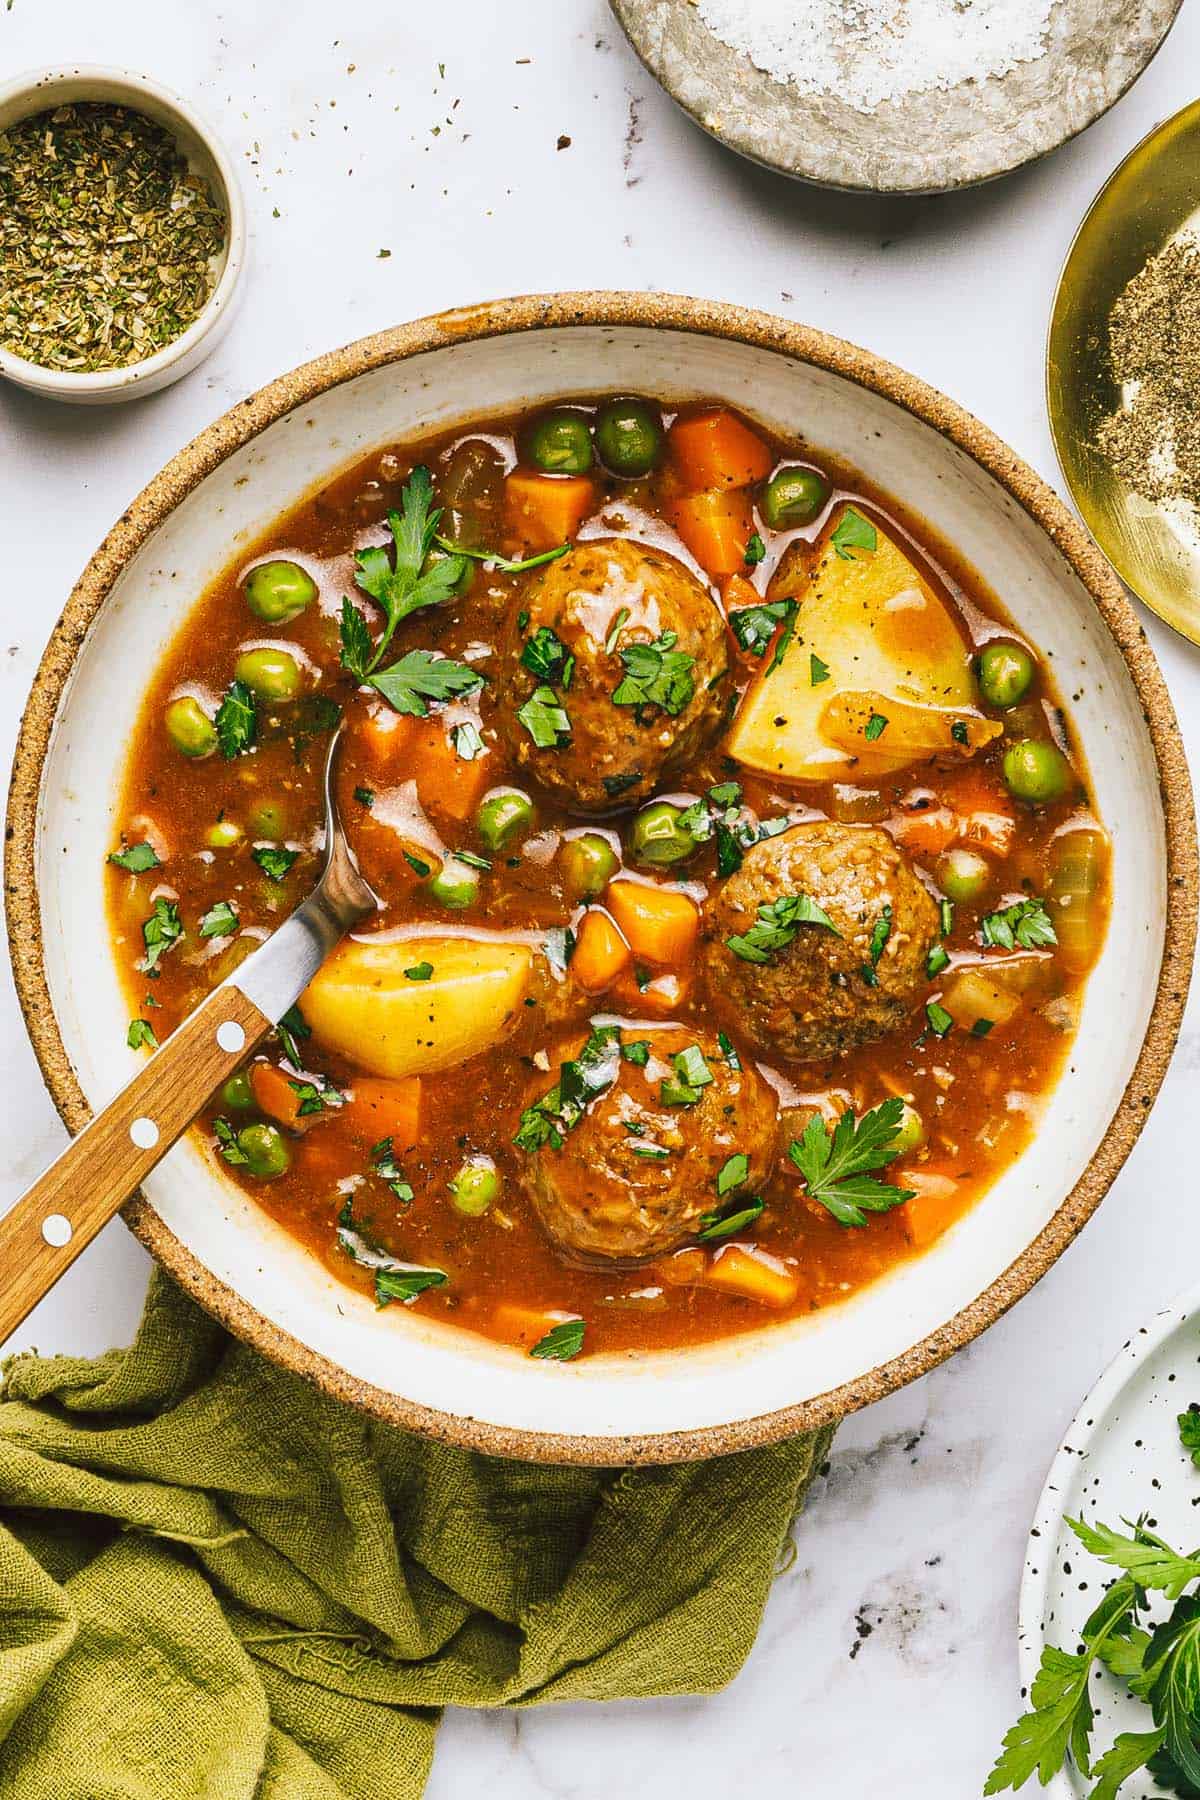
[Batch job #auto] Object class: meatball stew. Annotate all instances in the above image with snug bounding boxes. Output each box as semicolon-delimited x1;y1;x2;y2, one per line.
107;399;1109;1360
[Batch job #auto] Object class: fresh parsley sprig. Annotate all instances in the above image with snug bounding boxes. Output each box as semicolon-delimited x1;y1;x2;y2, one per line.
787;1098;915;1228
369;648;484;718
340;465;468;680
434;535;570;575
530;1318;585;1361
980;897;1058;951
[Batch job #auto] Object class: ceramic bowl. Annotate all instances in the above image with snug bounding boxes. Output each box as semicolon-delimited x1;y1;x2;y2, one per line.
0;66;246;405
6;294;1195;1463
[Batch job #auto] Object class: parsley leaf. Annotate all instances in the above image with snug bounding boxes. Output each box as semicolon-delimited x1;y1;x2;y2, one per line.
335;1197;445;1304
215;681;256;759
404;961;434;981
339;596;374;680
369;649;484;718
611;631;696;718
108;841;160;874
717;1030;742;1070
288;1077;342;1118
743;532;766;566
140;898;182;974
213;1116;249;1166
199;899;238;939
621;1039;650;1066
126;1018;158;1050
351;467;467;674
521;626;575;687
717;1152;750;1195
605;606;631;654
451;719;484;761
435;535;569;575
660;1043;715;1107
864;711;889;742
729;597;796;660
371;1136;414;1204
926;942;950;978
862;905;892;986
1180;1408;1200;1469
1068;1516;1200;1601
699;1197;764;1242
726;892;840;964
354;786;375;808
830;507;877;561
530;1319;585;1361
375;1267;448;1306
980;897;1058;952
514;1025;622;1152
517;685;571;749
252;845;299;883
810;653;830;686
276;1004;310;1068
926;999;953;1037
787;1098;915;1228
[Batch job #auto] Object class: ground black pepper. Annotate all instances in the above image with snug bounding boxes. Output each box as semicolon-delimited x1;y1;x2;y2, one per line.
1097;232;1200;513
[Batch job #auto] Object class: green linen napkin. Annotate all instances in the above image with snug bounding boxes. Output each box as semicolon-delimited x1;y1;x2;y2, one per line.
0;1271;832;1799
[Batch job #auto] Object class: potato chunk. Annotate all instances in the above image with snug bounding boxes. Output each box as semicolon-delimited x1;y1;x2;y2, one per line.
728;505;987;781
302;935;532;1079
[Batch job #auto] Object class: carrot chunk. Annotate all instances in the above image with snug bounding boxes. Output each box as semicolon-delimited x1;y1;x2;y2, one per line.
504;471;596;551
704;1244;800;1308
668;408;773;490
896;1169;962;1249
339;1076;423;1153
606;881;700;966
889;806;959;859
249;1061;317;1133
410;717;492;824
608;966;692;1017
572;907;632;993
668;488;755;578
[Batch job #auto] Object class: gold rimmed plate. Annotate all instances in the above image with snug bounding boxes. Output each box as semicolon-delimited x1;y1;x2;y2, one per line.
1049;98;1200;645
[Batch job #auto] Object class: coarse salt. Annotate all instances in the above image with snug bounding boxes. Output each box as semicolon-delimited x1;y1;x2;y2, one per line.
694;0;1056;115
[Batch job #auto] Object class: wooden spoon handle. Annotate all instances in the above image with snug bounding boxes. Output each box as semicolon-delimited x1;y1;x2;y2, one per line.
0;984;271;1344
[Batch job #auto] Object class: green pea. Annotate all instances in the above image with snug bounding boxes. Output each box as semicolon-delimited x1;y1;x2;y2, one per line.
234;647;302;702
628;801;696;867
760;466;829;530
421;545;475;598
248;798;288;840
936;847;991;903
477;787;535;852
890;1102;925;1157
561;832;619;899
449;1156;500;1217
206;819;243;848
977;641;1035;709
244;559;316;624
525;410;593;475
594;399;664;478
221;1070;255;1111
1003;739;1074;805
237;1121;291;1180
430;860;480;909
164;695;217;759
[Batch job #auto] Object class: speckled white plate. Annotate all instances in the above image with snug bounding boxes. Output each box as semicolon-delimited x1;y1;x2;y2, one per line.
1020;1286;1200;1796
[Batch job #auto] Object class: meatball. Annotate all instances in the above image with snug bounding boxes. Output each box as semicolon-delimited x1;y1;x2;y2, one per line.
701;823;938;1063
496;538;731;812
517;1024;778;1263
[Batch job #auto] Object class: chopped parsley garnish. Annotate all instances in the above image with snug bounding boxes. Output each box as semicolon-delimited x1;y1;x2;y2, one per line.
521;626;575;687
434;535;570;575
451;720;484;761
126;1018;158;1050
660;1043;715;1107
605;606;631;654
716;1152;750;1196
404;961;434;981
743;532;766;566
611;631;696;719
403;850;432;878
699;1198;765;1242
369;649;484;718
971;1018;995;1038
864;711;889;742
213;1116;248;1166
717;1030;742;1070
926;1000;954;1037
354;785;375;809
335;1198;444;1303
199;899;238;939
517;685;571;749
729;597;796;662
787;1098;915;1228
926;942;950;978
621;1039;651;1066
677;781;756;878
829;507;877;561
342;465;468;679
530;1318;585;1361
810;653;830;686
140;897;182;974
861;905;892;986
375;1267;448;1306
514;1024;622;1152
371;1135;414;1204
215;680;256;759
726;892;840;964
939;898;955;937
108;841;160;874
252;845;298;883
288;1077;342;1118
979;896;1058;951
629;1143;670;1161
950;719;969;746
276;1005;310;1068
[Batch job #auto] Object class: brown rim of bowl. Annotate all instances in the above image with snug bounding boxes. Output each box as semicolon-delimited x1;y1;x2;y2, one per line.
5;291;1196;1466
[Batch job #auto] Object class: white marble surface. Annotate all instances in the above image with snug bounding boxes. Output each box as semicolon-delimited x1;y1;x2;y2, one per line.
2;2;1199;1792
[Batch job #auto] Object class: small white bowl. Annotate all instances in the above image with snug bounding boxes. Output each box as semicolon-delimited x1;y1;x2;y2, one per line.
0;66;246;405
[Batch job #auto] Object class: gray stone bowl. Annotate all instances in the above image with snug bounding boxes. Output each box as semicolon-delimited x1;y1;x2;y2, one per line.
611;0;1182;194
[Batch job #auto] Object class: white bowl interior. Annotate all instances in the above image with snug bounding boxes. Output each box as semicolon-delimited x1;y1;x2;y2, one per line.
34;324;1167;1443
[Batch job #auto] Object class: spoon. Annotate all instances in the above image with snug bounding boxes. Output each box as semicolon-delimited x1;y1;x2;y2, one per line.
0;729;378;1344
